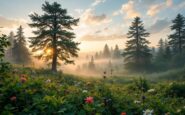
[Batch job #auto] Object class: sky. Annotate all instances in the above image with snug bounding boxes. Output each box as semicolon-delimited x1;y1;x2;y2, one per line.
0;0;185;52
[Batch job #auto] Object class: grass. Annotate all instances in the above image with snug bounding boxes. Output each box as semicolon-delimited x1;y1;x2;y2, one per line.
0;67;185;114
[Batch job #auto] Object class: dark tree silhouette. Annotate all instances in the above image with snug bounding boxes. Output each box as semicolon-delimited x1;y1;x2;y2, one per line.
156;38;165;61
124;17;152;71
168;14;185;54
103;44;111;58
113;44;121;59
88;56;95;70
29;1;79;72
164;39;172;60
12;26;31;65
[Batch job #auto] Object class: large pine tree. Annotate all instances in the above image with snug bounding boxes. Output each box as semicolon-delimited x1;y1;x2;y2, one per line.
124;17;152;71
29;2;79;72
168;14;185;54
12;26;31;65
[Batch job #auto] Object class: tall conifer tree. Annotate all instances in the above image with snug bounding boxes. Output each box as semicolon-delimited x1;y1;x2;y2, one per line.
29;2;79;72
124;17;152;71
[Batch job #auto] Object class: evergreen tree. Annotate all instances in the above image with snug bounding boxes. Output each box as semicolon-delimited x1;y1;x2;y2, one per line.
164;39;172;60
168;14;185;54
29;1;79;72
95;52;99;59
123;17;152;71
151;47;156;56
113;44;121;59
88;56;95;70
5;31;15;61
0;35;10;59
103;44;111;58
0;34;10;72
12;26;31;65
156;38;165;61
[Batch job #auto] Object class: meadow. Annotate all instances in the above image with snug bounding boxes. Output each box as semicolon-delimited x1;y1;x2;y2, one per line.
0;67;185;115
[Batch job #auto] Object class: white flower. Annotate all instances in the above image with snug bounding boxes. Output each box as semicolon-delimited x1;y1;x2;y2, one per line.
143;109;153;115
82;90;88;93
177;109;181;113
134;100;141;104
147;89;155;93
46;79;51;83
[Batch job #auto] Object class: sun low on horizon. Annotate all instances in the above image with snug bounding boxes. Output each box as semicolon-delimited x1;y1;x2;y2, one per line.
0;0;184;52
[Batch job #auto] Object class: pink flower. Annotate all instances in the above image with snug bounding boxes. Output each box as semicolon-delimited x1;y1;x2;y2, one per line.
121;112;126;115
20;77;27;83
10;96;16;102
85;96;94;104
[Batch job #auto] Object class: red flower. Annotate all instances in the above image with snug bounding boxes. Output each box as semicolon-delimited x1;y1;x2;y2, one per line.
20;74;27;78
121;112;126;115
85;96;94;104
20;77;27;83
10;96;16;102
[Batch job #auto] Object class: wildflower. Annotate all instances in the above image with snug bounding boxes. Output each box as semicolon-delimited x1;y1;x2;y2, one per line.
134;100;141;104
177;109;181;113
20;74;27;78
142;95;146;100
20;77;27;83
46;79;51;83
86;82;91;86
121;112;126;115
10;96;16;102
165;112;170;115
147;89;155;93
143;109;153;115
85;96;94;104
82;90;88;93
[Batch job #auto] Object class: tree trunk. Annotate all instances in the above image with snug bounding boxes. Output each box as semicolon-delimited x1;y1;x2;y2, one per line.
178;28;182;54
51;36;57;72
51;14;57;73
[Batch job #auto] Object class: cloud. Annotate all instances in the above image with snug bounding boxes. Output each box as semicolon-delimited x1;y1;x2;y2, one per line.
148;18;170;34
113;1;140;19
147;4;164;16
0;16;27;28
92;0;106;6
147;0;173;16
81;9;111;26
166;0;173;7
80;34;126;41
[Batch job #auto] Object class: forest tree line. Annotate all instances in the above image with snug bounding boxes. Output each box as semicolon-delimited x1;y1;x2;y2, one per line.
2;1;185;73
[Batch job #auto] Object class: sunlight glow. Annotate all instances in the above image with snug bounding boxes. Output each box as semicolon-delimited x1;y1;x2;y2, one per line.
46;48;53;55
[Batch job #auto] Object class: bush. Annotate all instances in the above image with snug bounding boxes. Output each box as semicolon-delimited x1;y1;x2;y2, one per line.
165;82;185;98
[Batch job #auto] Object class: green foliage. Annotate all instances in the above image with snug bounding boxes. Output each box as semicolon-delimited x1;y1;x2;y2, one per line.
0;35;10;59
0;68;185;114
168;14;185;54
123;17;152;71
0;34;11;73
133;77;150;92
165;82;185;98
29;1;79;72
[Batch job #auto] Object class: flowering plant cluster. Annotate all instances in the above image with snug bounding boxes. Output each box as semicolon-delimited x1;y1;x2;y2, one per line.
0;68;185;114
